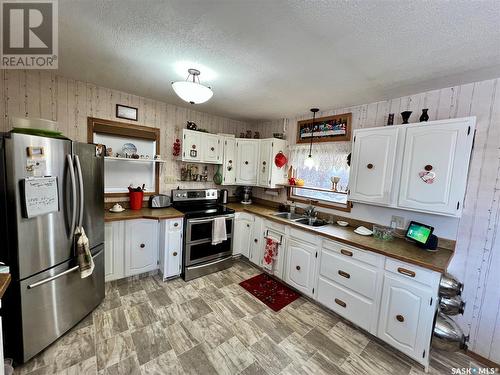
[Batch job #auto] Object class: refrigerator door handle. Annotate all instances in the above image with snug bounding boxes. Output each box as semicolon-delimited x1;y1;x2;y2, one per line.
27;265;80;289
74;155;84;228
67;155;77;236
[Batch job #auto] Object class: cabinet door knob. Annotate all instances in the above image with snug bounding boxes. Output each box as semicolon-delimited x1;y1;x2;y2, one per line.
192;145;196;149
397;267;416;278
367;163;374;169
424;164;433;171
210;147;215;151
338;270;350;279
262;161;266;165
340;249;353;257
174;222;179;227
173;251;178;256
140;243;145;248
335;298;346;308
296;265;301;271
228;160;232;163
246;224;250;227
396;314;405;322
244;161;249;165
254;239;258;243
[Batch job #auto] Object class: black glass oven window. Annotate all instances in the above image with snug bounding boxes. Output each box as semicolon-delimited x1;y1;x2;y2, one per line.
188;239;232;262
189;219;233;242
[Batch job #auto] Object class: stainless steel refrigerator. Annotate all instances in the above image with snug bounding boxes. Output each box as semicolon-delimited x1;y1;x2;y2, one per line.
0;131;105;363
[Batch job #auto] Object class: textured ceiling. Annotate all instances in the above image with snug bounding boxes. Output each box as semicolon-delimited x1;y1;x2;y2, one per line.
58;0;500;121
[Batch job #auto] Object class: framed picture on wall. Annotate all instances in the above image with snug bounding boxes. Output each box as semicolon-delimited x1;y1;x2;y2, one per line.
296;112;352;143
116;104;138;121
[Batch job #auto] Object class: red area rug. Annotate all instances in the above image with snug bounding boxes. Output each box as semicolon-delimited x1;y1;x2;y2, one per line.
239;273;301;312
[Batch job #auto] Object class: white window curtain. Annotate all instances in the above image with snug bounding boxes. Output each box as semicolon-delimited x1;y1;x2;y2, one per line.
289;142;351;201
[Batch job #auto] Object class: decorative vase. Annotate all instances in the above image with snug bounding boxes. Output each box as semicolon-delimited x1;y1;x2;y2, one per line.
420;109;429;122
387;113;394;126
401;111;412;124
213;165;223;185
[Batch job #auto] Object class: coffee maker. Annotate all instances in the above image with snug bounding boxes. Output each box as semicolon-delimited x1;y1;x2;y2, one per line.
241;186;252;205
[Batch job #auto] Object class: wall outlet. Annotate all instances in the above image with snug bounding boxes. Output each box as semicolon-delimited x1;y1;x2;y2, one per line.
391;215;405;229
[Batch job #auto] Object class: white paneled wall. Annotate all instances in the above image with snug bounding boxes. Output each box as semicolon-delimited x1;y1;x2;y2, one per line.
254;78;500;363
1;70;250;197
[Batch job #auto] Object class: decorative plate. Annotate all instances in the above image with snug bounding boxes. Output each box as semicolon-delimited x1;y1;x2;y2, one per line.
122;143;137;155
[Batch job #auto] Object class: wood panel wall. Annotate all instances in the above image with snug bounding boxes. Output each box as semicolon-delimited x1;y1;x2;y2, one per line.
0;70;250;198
254;78;500;363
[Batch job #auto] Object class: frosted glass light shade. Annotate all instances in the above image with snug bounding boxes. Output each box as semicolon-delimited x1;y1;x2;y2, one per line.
172;81;213;104
304;155;315;168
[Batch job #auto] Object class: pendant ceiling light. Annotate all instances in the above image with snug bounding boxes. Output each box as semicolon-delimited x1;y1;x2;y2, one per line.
304;108;319;168
172;68;213;104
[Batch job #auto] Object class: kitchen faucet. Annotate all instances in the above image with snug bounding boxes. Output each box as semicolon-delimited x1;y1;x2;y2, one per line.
304;201;317;218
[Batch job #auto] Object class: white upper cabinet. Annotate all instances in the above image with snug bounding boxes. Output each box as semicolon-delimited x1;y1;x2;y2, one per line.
182;129;221;164
236;139;259;185
349;128;399;205
348;117;475;217
258;138;288;188
398;118;475;216
222;137;237;185
258;139;273;187
202;133;222;164
182;129;202;162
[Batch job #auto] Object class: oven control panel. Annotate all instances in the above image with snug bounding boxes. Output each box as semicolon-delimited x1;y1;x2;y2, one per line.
172;189;218;201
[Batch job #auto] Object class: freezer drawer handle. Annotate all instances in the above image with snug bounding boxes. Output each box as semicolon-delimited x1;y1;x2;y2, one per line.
27;265;80;289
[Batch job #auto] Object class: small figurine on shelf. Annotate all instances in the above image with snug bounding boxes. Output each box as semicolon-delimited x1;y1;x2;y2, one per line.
106;147;113;157
253;131;260;139
172;138;181;156
187;121;197;130
245;130;252;138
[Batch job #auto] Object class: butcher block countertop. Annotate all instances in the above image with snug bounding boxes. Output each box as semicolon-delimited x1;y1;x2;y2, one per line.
104;207;184;222
0;274;11;299
227;203;454;273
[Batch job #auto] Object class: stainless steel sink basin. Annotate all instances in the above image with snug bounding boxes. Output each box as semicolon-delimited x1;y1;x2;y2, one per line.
294;218;329;227
273;212;304;220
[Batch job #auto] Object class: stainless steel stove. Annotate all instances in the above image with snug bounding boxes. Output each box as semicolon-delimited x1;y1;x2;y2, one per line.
172;189;235;281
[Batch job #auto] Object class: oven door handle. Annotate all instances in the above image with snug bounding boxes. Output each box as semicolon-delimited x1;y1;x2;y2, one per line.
188;215;234;224
186;257;232;270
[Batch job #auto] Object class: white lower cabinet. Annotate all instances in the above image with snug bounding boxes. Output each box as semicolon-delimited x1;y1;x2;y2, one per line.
285;238;317;297
377;272;436;366
233;213;254;257
124;219;159;276
159;218;183;281
104;221;125;282
249;216;264;266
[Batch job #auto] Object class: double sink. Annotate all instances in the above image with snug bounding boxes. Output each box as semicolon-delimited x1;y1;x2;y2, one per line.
272;212;329;227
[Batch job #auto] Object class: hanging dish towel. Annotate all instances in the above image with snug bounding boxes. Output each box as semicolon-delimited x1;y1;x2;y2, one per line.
212;217;227;245
75;227;94;278
263;237;279;272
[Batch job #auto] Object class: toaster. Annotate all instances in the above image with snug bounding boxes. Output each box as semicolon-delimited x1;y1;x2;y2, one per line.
148;194;171;208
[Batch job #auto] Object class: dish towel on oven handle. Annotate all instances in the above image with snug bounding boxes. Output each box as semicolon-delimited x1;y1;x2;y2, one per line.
212;217;227;245
263;237;279;272
75;226;94;278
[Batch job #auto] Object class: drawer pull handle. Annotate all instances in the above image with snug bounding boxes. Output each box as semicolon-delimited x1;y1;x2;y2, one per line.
173;252;178;256
296;265;301;271
335;298;346;308
340;249;353;257
397;267;416;278
140;243;145;248
174;222;179;227
396;314;405;322
338;270;350;279
367;163;374;169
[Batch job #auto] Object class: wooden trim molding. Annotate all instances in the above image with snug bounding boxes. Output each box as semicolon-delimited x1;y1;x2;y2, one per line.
466;350;500;370
87;117;161;198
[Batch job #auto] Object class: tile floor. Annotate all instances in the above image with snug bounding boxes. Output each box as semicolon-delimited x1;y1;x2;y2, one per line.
15;261;487;375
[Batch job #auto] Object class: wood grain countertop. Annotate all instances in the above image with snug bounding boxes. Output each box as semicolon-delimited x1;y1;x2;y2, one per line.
104;207;184;222
227;203;454;273
0;273;11;299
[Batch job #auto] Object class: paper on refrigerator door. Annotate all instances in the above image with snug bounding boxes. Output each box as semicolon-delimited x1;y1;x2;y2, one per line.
22;176;59;218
